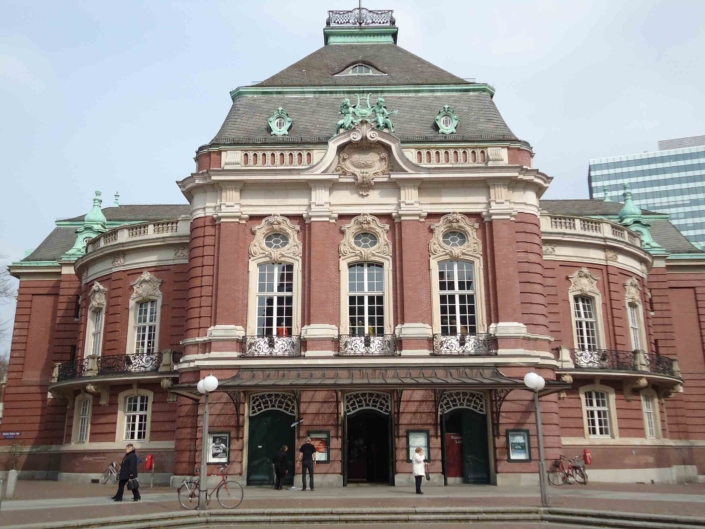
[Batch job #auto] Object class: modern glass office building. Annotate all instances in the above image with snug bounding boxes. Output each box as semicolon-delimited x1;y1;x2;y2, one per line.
588;135;705;247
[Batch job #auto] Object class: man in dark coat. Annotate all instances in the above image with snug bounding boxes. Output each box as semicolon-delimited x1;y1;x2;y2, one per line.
113;444;141;501
272;445;289;490
298;437;317;491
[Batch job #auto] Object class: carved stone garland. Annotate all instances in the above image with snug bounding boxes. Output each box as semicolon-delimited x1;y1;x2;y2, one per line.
250;393;297;417
568;267;600;296
429;212;482;260
335;122;393;197
87;281;108;311
250;214;302;262
439;391;486;415
340;214;392;262
344;391;391;415
131;271;163;301
625;277;642;305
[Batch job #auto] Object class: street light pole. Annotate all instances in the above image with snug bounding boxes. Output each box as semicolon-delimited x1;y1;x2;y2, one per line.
197;374;219;511
524;372;550;508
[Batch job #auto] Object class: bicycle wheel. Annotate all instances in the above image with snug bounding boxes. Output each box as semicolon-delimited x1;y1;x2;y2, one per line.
216;480;244;509
547;468;567;486
178;480;200;510
573;467;588;485
100;469;111;484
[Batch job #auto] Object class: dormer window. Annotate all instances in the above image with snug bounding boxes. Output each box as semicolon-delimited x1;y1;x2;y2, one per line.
349;64;373;75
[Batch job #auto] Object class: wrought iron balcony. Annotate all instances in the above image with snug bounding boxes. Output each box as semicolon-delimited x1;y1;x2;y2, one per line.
327;8;395;26
644;352;676;377
53;350;180;382
338;334;397;356
432;333;495;356
241;335;301;357
97;353;163;375
567;348;678;377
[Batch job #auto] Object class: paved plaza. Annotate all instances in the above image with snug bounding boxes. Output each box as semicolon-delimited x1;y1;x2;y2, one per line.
1;481;704;527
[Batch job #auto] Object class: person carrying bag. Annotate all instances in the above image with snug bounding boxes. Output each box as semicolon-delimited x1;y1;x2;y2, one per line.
112;443;141;502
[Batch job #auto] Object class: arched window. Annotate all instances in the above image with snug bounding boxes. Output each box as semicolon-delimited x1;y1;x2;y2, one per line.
574;296;598;351
256;263;293;336
438;260;476;335
349;64;373;75
348;262;384;336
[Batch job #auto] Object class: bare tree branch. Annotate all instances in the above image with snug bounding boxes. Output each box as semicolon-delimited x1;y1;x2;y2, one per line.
0;254;18;302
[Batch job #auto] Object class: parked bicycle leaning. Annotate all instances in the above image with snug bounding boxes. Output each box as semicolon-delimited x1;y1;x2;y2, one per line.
178;464;244;509
548;454;588;486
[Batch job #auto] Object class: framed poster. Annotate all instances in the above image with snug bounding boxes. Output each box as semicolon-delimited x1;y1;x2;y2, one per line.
407;430;430;462
208;432;230;464
506;429;531;462
307;430;330;463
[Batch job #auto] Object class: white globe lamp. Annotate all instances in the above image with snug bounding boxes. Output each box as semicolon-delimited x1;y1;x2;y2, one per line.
524;372;545;392
203;374;219;393
197;379;205;395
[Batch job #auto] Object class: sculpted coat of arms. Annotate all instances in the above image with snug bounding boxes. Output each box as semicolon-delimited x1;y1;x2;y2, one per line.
335;122;393;197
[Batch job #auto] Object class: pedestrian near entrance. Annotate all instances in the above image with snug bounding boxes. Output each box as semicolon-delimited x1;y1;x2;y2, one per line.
273;445;289;490
112;444;141;502
412;447;428;495
299;436;317;491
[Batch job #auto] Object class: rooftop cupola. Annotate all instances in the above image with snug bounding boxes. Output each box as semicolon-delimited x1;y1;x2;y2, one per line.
617;184;664;252
84;190;108;227
618;184;641;221
62;191;108;260
324;6;398;44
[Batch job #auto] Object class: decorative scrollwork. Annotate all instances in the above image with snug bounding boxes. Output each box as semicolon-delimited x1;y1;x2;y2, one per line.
625;277;642;305
335;122;393;196
250;393;296;416
327;8;395;26
250;214;302;262
242;336;301;357
338;334;397;356
439;391;486;415
340;214;391;262
432;334;494;356
429;213;482;260
643;353;675;376
130;271;162;301
570;348;636;370
344;391;391;415
87;281;108;311
96;353;162;375
568;267;600;296
57;358;91;381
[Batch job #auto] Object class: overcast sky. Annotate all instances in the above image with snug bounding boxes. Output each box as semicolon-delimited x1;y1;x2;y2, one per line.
1;0;704;351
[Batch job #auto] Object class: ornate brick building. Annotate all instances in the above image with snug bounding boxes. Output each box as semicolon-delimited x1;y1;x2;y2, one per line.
2;8;703;487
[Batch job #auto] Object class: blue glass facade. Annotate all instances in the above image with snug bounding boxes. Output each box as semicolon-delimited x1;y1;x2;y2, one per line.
588;144;705;248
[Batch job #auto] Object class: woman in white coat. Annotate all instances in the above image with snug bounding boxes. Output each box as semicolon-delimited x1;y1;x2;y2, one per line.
412;446;427;494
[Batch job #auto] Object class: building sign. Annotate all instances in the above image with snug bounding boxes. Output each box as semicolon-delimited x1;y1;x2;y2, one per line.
506;429;531;462
407;430;430;462
207;432;230;464
307;430;330;463
2;432;21;439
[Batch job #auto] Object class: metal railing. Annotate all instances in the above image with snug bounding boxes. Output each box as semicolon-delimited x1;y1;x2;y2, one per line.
241;336;301;357
570;349;638;370
327;8;395;26
432;333;495;356
57;358;91;382
97;353;163;375
338;334;397;356
644;352;676;376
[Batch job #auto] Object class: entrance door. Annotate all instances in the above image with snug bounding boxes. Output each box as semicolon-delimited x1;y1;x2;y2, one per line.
346;410;391;484
247;410;295;486
443;408;490;484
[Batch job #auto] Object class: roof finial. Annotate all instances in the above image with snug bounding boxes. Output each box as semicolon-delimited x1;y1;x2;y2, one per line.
114;191;120;207
62;191;108;260
618;183;641;221
603;186;611;202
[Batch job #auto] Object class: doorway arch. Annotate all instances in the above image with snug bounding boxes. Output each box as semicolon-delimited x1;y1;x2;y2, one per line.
343;392;393;486
440;391;491;484
247;393;296;486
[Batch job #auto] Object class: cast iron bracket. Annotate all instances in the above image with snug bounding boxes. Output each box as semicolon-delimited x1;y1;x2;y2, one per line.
490;388;512;439
225;390;242;440
433;389;446;437
393;389;404;438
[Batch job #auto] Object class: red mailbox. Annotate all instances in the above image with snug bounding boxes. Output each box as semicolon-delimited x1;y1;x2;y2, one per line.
583;448;592;465
145;454;154;471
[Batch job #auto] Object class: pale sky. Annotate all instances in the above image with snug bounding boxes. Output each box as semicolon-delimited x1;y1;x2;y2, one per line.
1;0;704;351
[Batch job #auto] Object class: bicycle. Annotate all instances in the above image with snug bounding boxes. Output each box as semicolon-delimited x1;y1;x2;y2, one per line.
100;461;119;484
177;465;244;509
547;454;588;486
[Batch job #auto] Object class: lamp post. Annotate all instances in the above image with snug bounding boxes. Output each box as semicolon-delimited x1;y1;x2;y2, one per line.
524;371;550;508
197;374;219;510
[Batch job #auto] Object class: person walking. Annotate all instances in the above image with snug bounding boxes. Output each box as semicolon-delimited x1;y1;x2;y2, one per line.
298;436;317;491
412;446;427;495
273;445;289;490
112;444;141;502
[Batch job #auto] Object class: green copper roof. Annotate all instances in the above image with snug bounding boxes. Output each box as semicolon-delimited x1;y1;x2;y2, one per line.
323;26;398;45
618;184;642;220
84;191;108;227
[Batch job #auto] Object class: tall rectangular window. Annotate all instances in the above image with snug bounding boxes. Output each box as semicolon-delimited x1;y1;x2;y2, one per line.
135;300;157;354
77;398;91;443
438;260;476;335
585;390;611;437
124;395;149;441
256;263;293;336
628;304;642;350
574;296;598;351
642;393;656;438
91;309;104;356
348;263;384;336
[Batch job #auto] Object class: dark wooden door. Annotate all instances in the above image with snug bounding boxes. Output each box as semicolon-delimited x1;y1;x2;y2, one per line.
247;410;295;486
445;433;463;478
461;410;490;484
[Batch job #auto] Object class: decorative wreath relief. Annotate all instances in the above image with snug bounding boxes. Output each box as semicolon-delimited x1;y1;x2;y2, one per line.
250;215;302;262
87;281;108;311
568;267;600;296
268;107;292;136
130;271;163;301
340;214;391;262
429;213;482;259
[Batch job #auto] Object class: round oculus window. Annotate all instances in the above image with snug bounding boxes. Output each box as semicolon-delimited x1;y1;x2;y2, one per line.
442;231;467;247
441;115;453;128
353;232;378;249
264;233;289;249
274;117;286;130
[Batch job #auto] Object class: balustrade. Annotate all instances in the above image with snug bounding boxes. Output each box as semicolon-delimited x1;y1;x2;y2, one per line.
432;333;495;356
241;336;302;357
338;334;397;356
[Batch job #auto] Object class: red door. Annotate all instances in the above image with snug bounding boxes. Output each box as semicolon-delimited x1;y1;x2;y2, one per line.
445;433;463;478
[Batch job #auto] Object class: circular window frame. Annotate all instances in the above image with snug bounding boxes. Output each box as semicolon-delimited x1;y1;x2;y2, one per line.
353;232;379;249
442;230;468;248
264;232;290;250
